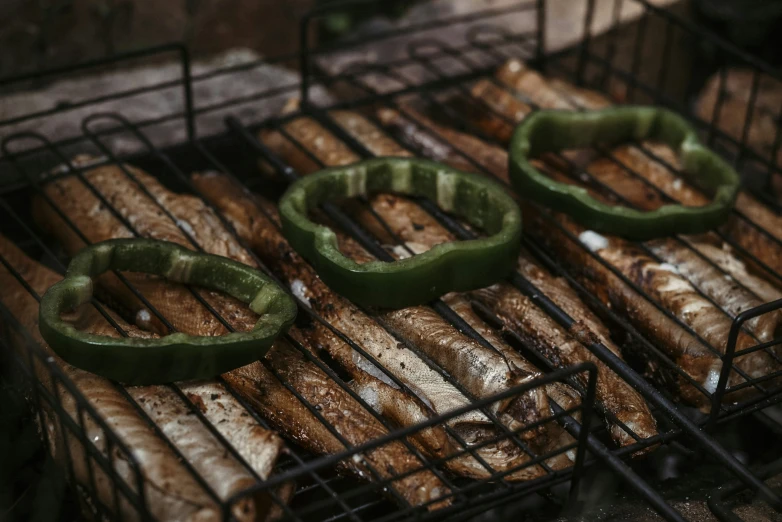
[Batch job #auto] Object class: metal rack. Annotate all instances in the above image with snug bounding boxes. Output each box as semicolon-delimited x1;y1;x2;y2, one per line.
709;457;782;522
1;0;782;521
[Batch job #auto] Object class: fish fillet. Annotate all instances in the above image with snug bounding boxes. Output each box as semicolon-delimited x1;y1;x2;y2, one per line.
0;234;225;522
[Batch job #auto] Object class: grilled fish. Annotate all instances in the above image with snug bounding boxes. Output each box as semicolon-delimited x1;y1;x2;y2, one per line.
387;101;775;407
33;163;449;508
696;68;782;198
485;59;782;305
231;337;450;509
574;151;782;343
32;160;291;490
420;106;775;402
372;107;658;444
0;234;225;522
589;143;782;296
32;156;257;336
194;170;571;480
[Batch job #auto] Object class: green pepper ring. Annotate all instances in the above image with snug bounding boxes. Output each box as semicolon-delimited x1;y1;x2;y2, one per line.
508;106;741;240
278;157;523;309
39;238;297;385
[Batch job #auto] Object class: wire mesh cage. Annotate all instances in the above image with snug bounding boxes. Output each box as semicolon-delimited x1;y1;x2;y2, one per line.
2;1;782;521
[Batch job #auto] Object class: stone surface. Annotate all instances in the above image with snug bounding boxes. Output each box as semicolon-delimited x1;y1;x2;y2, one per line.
0;48;332;156
0;0;315;78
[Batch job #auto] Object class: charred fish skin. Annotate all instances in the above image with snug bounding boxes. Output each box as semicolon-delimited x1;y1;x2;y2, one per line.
0;235;224;522
36;162;453;508
578;145;782;333
364;107;658;446
180;379;285;481
529;164;769;405
193;171;557;482
598;144;782;297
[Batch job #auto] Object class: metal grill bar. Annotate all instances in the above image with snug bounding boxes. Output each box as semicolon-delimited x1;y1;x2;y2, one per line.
708;457;782;522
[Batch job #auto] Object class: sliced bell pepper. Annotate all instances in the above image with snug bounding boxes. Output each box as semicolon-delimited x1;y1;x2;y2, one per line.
39;238;297;384
278;157;523;308
508;106;741;240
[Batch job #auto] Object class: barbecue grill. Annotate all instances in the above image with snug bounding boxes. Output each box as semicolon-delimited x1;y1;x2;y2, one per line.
2;1;782;520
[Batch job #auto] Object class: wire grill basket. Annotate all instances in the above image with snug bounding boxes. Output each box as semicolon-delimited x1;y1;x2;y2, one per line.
1;1;782;521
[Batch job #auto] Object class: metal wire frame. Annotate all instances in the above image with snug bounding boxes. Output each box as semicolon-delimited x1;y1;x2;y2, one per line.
0;270;151;521
220;101;712;503
0;112;607;522
0;0;541;166
344;25;776;418
286;7;782;510
569;0;782;212
708;457;782;522
231;85;776;512
85;104;619;517
405;18;782;418
218;113;697;522
0;6;594;521
451;21;782;421
0;132;600;516
296;0;540;109
76;112;589;507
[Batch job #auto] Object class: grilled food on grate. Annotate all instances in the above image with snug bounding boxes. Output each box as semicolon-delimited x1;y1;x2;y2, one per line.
480;59;782;300
32;157;259;337
347;106;655;446
194;170;580;480
253;112;600;467
31;161;451;509
394;58;782;409
696;68;782;199
256;109;659;451
0;234;262;522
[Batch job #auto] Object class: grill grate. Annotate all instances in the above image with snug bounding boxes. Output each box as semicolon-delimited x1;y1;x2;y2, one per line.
1;0;782;521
